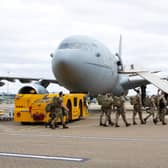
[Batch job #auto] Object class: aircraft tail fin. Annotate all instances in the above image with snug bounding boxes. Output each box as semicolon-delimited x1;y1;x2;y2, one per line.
116;35;124;71
118;35;122;59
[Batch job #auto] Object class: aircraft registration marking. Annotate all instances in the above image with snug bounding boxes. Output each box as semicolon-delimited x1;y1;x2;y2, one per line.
0;152;88;162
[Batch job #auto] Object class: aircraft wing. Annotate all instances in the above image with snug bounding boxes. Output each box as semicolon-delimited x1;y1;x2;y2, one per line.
137;72;168;94
0;76;58;87
120;70;168;94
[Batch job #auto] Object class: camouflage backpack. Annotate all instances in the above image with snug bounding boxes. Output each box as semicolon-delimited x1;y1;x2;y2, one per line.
130;96;139;105
98;95;113;108
52;96;62;108
97;95;104;105
45;103;52;112
144;96;152;107
113;96;123;107
45;97;62;112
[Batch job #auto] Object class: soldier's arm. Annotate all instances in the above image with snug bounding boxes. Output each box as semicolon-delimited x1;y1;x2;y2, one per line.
151;99;157;110
163;96;167;106
61;103;69;112
138;95;142;106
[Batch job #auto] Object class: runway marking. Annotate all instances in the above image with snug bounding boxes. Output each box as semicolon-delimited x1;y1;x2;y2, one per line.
0;152;88;162
1;132;168;142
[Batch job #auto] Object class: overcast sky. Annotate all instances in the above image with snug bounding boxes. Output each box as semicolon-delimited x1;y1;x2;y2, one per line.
0;0;168;94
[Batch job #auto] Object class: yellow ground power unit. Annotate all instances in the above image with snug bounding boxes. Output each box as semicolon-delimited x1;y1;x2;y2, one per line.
14;93;88;123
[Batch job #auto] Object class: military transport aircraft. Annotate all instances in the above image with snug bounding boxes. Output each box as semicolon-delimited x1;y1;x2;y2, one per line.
0;35;168;97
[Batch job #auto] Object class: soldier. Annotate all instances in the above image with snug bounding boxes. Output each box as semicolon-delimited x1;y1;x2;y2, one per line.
97;94;105;126
45;96;59;129
143;95;157;124
154;90;167;125
113;95;131;127
48;92;69;129
97;93;114;127
104;93;114;127
132;89;145;125
59;91;69;124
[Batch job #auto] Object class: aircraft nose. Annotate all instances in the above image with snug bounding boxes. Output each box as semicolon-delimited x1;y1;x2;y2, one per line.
52;50;78;73
52;50;83;88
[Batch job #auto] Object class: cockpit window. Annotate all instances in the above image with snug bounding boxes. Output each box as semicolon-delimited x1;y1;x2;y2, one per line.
58;42;92;51
59;42;82;49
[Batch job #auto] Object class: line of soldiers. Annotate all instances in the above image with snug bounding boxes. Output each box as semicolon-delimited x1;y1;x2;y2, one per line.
45;91;69;129
97;89;168;127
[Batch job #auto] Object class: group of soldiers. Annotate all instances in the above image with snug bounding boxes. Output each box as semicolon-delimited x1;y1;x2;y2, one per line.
45;91;69;129
44;88;168;129
97;89;168;127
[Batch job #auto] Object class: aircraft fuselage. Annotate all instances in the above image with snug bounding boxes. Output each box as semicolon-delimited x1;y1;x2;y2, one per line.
52;35;126;95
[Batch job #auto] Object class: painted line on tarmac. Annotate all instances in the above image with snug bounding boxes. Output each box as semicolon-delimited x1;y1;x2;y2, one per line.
0;152;88;162
1;132;168;142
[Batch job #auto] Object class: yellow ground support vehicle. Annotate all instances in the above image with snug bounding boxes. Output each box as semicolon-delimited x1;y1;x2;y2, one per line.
14;93;88;123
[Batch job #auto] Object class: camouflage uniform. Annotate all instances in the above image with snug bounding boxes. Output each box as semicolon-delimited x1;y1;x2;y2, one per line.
48;95;69;129
154;92;167;125
97;95;105;126
58;94;69;128
114;96;131;127
97;94;114;127
144;95;156;123
50;96;62;129
132;93;145;125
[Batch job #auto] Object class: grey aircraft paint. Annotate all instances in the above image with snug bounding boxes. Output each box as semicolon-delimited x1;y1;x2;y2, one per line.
52;35;147;96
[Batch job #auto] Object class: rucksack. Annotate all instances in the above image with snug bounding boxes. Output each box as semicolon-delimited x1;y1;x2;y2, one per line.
45;97;62;112
113;96;123;107
97;95;104;105
144;96;152;107
45;103;52;112
130;96;139;105
45;103;56;112
98;95;113;108
52;97;62;108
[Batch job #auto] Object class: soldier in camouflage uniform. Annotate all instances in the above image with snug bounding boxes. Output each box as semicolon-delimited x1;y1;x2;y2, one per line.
97;94;105;126
132;90;145;125
97;93;114;127
103;93;114;127
47;92;69;129
143;95;156;124
59;91;69;124
113;95;131;127
154;90;167;125
45;97;59;128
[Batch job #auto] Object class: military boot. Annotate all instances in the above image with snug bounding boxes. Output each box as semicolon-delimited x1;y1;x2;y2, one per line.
109;121;114;126
143;118;147;124
55;123;59;128
50;124;55;129
141;120;146;125
103;124;108;127
115;124;120;127
126;123;131;127
63;124;69;129
45;122;49;128
162;122;167;125
153;118;157;125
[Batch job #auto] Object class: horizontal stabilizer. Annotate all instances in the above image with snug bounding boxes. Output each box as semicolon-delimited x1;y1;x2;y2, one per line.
119;70;148;75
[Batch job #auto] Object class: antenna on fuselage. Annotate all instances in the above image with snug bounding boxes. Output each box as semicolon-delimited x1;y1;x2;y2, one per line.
116;35;124;71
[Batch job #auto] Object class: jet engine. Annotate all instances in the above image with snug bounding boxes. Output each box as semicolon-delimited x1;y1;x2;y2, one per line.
18;83;48;94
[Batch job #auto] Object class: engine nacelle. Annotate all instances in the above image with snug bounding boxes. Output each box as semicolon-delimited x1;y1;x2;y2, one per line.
18;84;48;94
